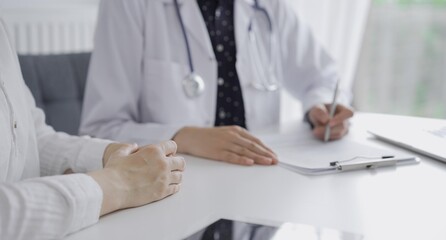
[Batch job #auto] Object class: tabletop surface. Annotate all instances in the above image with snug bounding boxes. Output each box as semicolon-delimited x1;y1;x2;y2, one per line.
65;113;446;240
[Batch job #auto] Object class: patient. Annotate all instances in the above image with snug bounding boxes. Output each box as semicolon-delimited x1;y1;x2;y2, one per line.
0;19;185;240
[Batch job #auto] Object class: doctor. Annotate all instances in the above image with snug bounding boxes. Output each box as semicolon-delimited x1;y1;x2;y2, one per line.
81;0;354;166
0;18;185;239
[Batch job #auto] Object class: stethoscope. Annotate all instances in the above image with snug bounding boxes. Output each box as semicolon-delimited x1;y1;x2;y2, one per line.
173;0;279;98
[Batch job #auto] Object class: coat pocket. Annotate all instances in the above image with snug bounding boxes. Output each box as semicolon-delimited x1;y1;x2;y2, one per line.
141;59;205;124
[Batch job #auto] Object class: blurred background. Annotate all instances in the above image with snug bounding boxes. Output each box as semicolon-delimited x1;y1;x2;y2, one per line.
1;0;445;121
355;0;446;119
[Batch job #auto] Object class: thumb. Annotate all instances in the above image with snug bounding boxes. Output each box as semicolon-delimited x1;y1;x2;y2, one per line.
112;143;139;158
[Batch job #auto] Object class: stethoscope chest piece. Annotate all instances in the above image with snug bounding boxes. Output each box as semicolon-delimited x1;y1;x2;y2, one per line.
183;73;205;98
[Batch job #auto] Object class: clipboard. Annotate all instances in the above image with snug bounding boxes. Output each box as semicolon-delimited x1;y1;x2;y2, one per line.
263;136;421;175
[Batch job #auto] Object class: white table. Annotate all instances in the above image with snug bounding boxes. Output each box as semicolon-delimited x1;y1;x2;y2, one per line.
66;113;446;240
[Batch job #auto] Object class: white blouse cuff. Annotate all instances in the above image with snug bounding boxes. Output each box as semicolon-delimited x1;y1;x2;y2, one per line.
67;174;103;233
74;138;113;173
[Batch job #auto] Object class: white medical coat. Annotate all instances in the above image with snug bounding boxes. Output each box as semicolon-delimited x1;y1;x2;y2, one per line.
0;19;110;240
80;0;351;145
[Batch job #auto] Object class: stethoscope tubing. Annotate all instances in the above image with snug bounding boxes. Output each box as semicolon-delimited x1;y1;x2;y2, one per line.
174;0;277;93
173;0;195;73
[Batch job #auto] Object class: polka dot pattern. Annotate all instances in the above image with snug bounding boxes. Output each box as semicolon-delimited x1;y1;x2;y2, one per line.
198;0;246;128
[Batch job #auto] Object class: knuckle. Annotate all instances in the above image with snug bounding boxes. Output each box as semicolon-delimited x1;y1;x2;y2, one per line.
153;184;168;200
227;131;238;138
232;145;242;154
230;125;242;132
157;159;169;171
158;173;169;184
154;145;164;154
314;107;324;115
145;145;163;155
239;147;249;156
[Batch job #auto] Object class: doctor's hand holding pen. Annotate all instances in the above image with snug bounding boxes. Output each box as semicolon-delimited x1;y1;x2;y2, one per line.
173;126;278;166
307;104;354;141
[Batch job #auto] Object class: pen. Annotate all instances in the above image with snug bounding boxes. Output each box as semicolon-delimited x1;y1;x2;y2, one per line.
324;78;340;142
329;155;395;166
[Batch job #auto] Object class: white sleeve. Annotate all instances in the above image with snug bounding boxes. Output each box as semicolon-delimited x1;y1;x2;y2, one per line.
274;0;352;113
80;0;183;145
0;174;103;240
0;18;106;240
24;85;112;176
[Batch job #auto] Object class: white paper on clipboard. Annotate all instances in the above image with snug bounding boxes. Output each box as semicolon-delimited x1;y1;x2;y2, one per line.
261;135;420;175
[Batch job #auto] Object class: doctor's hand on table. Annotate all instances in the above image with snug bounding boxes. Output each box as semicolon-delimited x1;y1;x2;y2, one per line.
88;140;185;216
173;126;278;166
308;104;354;141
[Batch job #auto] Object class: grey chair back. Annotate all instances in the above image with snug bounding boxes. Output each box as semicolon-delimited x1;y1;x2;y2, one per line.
18;53;91;135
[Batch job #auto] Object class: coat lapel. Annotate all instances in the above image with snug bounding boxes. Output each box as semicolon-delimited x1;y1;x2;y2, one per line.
234;0;256;60
168;0;215;58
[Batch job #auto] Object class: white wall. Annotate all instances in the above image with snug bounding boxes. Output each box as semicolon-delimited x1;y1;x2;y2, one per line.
0;0;370;79
0;0;99;8
0;0;99;54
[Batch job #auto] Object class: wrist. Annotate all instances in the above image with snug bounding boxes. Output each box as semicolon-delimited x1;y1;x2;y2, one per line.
173;126;196;154
88;168;127;216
